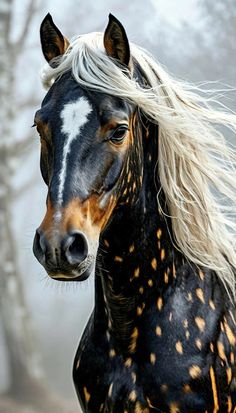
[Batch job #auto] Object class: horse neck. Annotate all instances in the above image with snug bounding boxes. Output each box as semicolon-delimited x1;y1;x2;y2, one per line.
95;119;182;353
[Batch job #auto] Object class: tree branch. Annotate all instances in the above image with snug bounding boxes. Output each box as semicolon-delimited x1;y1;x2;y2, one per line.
0;0;14;47
14;0;39;54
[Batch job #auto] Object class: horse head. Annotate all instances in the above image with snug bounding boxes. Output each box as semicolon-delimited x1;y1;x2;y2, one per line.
33;14;143;281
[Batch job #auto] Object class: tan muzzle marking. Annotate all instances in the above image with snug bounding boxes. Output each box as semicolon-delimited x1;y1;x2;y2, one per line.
39;193;117;243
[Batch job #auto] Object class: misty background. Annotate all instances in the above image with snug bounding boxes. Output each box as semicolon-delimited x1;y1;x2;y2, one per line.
1;0;235;411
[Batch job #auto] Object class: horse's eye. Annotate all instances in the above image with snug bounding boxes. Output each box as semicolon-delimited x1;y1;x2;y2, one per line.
110;125;129;144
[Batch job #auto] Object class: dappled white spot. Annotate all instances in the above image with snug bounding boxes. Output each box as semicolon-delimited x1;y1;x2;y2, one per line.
58;97;92;206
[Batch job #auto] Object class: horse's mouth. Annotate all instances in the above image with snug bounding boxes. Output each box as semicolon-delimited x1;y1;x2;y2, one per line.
47;256;95;282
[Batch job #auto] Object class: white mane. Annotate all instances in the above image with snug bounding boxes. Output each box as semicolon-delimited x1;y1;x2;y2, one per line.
41;32;236;300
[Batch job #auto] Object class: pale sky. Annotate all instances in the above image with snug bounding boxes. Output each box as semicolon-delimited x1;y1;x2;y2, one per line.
150;0;199;27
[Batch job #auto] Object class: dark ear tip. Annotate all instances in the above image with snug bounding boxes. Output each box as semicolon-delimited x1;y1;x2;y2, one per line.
108;13;120;25
41;13;53;26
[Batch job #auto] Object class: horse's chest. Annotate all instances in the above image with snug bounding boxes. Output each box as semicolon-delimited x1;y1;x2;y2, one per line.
73;339;208;413
73;300;220;413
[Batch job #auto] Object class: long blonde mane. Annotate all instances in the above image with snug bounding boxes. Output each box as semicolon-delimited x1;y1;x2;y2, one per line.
41;32;236;300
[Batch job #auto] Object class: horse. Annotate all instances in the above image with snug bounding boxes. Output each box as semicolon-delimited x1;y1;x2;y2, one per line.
33;13;236;412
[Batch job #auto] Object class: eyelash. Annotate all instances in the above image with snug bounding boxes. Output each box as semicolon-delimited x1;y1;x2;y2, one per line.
32;123;43;139
109;125;129;144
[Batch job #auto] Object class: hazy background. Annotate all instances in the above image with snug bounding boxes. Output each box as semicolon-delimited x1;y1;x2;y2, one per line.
1;0;235;411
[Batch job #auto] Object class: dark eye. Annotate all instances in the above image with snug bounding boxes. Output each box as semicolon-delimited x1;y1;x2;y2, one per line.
110;125;129;144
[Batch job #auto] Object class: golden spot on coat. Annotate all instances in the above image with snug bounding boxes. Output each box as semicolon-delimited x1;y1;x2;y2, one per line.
129;327;139;353
125;357;132;368
129;390;137;402
199;270;204;281
195;316;205;332
189;365;201;379
226;367;232;385
134;401;150;413
175;341;183;354
131;372;137;383
109;349;116;358
157;297;163;311
183;319;188;329
183;384;192;393
151;258;157;270
169;401;180;413
129;244;135;253
150;353;156;364
195;338;202;350
160;249;165;261
209;299;216;310
114;255;123;262
196;288;205;303
160;384;168;393
137;304;145;316
164;271;169;283
227;396;232;412
217;341;226;361
224;321;236;346
83;386;91;403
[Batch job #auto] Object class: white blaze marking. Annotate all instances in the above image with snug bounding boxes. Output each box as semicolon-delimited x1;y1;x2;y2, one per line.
58;97;92;206
53;210;62;223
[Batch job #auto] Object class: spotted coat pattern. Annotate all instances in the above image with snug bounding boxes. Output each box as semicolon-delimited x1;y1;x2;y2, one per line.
73;117;236;413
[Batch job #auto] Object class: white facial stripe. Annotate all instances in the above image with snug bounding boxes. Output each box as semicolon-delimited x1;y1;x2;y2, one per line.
53;210;62;223
58;97;92;206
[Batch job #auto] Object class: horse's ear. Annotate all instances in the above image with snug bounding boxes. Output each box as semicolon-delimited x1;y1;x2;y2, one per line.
104;14;130;67
40;13;70;63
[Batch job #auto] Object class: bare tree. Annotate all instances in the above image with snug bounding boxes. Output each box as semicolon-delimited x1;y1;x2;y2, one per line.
0;0;43;389
161;0;236;85
0;1;77;411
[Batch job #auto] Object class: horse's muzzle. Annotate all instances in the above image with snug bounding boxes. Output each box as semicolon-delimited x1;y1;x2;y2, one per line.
33;229;93;281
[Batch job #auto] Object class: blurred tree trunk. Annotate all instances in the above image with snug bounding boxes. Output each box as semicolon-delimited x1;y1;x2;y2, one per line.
0;0;44;398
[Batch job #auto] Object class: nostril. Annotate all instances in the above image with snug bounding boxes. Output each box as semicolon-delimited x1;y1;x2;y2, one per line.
33;229;46;264
63;232;88;265
68;235;84;256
